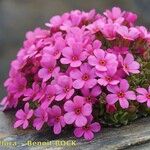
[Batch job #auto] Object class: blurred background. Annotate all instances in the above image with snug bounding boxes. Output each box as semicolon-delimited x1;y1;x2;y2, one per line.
0;0;150;99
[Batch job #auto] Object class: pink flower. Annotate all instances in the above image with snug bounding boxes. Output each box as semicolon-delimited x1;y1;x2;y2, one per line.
14;103;33;129
103;7;124;20
8;75;27;99
70;63;97;89
48;105;65;134
55;75;74;101
88;49;118;72
33;101;50;130
64;96;92;127
96;69;120;86
61;43;88;67
119;53;140;75
124;12;137;25
137;26;150;40
117;26;140;40
43;37;65;59
106;104;117;113
38;54;60;82
86;40;102;55
74;116;101;140
46;15;62;28
101;23;118;40
108;47;128;55
43;85;56;103
136;86;150;107
106;79;136;109
23;82;40;101
81;86;101;104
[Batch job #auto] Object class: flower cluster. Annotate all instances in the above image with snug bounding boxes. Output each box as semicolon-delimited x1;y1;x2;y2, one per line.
1;7;150;141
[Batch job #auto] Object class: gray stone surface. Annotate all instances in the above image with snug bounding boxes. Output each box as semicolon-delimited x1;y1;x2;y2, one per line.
0;105;150;150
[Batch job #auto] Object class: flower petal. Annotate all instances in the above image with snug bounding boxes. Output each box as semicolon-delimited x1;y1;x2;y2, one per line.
84;130;94;141
70;69;82;79
64;112;76;124
75;115;87;127
90;122;101;132
125;91;136;100
74;127;84;138
73;79;84;89
136;88;148;95
85;79;97;88
88;56;97;66
14;120;24;128
54;123;61;134
137;95;147;103
106;94;118;105
119;98;129;109
64;101;74;112
82;104;92;116
120;79;129;91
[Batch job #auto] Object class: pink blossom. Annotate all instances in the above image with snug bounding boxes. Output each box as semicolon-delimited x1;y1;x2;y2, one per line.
33;101;50;130
81;86;101;104
108;47;128;55
137;26;150;40
117;26;140;40
88;49;118;72
43;85;56;103
103;7;124;20
106;104;117;113
119;53;140;75
38;54;60;82
106;79;136;109
7;75;27;99
136;86;150;107
23;82;40;101
48;105;65;134
101;23;118;40
14;103;33;129
61;42;88;67
124;12;137;25
64;96;92;127
96;68;120;86
70;63;97;89
43;37;65;59
74;116;101;140
46;15;62;28
55;75;74;101
86;40;102;55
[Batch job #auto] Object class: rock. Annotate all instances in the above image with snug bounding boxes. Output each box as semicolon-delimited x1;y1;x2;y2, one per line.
0;105;150;150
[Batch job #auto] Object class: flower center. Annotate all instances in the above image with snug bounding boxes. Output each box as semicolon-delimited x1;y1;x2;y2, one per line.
82;73;89;81
64;86;70;93
117;91;125;98
146;93;150;99
105;76;112;82
124;64;129;70
86;96;92;102
83;125;90;130
54;50;59;56
47;94;52;100
48;67;54;73
99;59;106;66
55;116;60;122
72;56;78;61
75;108;81;115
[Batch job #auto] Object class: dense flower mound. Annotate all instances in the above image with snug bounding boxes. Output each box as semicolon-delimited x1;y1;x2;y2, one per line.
1;7;150;141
